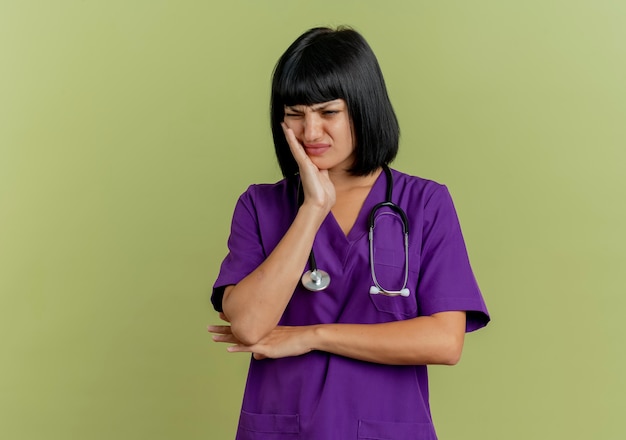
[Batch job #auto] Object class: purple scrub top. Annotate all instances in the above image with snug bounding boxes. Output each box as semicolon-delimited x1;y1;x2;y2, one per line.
212;169;489;440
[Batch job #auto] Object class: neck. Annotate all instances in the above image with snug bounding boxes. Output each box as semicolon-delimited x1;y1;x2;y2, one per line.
328;167;383;192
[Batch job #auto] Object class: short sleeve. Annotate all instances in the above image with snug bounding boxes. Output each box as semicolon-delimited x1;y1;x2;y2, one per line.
417;186;490;332
211;187;266;312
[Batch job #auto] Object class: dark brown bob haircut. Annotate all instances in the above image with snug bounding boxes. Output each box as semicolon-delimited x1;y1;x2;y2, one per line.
270;26;400;177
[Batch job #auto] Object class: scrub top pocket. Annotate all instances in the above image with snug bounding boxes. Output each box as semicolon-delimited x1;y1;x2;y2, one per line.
238;410;300;440
369;248;418;318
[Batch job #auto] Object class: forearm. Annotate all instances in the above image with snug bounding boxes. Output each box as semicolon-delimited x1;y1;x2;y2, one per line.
310;312;466;365
222;203;327;345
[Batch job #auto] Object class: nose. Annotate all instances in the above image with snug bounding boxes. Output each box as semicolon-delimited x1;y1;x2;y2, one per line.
303;113;323;142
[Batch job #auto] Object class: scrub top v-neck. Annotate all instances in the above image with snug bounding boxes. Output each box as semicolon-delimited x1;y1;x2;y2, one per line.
212;168;490;440
325;167;385;242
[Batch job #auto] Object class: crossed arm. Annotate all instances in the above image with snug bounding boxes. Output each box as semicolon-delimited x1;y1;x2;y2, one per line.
209;309;465;366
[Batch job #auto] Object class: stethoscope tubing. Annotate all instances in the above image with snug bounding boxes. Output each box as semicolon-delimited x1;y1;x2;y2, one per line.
298;165;410;296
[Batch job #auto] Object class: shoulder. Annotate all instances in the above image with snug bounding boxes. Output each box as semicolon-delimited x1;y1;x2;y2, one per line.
390;168;450;207
237;177;293;204
234;177;298;218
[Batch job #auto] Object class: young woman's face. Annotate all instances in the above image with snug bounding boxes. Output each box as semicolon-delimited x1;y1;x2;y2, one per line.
283;99;355;172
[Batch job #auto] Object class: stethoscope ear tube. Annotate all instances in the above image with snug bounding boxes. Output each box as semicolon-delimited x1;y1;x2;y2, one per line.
367;201;409;234
369;285;411;297
368;228;411;297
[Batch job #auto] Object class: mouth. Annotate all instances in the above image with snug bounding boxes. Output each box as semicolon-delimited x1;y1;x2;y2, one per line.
303;143;330;156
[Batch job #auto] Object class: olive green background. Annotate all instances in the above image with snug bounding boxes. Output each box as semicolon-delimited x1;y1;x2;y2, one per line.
1;1;625;439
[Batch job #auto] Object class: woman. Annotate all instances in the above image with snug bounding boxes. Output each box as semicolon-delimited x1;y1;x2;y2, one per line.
209;26;489;439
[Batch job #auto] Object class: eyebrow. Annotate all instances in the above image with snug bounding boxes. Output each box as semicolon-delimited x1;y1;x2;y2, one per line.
286;100;343;111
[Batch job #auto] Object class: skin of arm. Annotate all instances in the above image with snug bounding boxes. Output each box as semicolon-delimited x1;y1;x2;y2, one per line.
209;310;466;366
221;124;335;346
221;204;327;346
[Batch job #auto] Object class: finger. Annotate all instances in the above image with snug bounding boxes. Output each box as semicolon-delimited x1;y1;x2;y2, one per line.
212;333;239;343
281;122;309;166
207;325;232;334
227;344;254;353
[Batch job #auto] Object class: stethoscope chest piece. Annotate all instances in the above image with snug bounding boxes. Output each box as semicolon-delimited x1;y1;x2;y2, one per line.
301;269;331;291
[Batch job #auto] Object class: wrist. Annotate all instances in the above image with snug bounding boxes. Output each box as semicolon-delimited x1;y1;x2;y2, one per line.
308;324;327;353
297;202;330;227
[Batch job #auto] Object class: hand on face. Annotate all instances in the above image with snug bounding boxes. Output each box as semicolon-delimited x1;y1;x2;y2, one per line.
281;122;336;213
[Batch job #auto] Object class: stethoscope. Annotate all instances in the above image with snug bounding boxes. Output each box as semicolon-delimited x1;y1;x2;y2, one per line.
298;165;411;297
